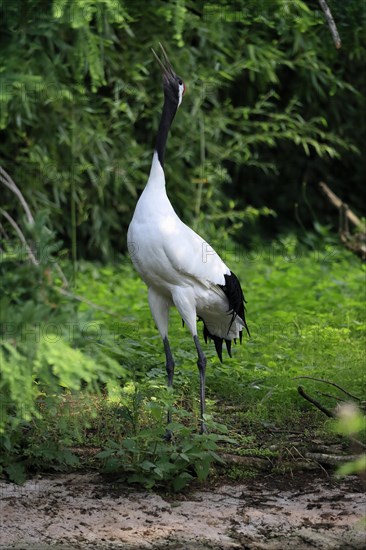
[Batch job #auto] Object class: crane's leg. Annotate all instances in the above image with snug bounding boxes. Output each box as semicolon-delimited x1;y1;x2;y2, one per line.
163;336;175;426
148;288;175;437
171;287;207;433
194;335;207;434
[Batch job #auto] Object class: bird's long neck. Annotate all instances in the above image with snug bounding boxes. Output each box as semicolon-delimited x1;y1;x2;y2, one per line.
155;95;178;168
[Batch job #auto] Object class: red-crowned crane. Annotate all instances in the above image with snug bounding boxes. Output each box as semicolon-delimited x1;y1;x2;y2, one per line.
127;44;249;434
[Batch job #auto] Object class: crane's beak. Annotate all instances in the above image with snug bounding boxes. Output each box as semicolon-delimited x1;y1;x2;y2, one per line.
151;43;176;81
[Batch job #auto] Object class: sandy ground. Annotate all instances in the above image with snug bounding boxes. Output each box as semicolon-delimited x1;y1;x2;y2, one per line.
0;472;365;549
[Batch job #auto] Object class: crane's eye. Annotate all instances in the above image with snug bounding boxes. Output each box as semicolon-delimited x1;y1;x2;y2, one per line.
177;79;186;96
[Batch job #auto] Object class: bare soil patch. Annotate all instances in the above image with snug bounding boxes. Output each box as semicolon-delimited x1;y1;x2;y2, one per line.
1;472;365;549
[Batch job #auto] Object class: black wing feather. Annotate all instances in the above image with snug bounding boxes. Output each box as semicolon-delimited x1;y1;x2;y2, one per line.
213;336;223;362
225;339;232;357
198;270;250;362
219;271;250;337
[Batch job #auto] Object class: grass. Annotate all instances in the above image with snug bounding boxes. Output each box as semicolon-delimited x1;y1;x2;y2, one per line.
76;237;365;423
2;238;365;487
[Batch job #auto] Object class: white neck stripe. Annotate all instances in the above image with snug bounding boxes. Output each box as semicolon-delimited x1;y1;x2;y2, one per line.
178;83;184;107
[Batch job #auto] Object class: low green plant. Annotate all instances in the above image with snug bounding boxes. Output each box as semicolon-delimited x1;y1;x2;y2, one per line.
226;466;258;481
334;404;366;477
97;411;235;491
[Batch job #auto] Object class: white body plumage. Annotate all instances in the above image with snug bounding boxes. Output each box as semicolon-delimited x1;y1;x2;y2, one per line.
127;153;245;343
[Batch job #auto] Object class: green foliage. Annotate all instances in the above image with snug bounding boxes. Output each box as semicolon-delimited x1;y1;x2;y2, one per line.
337;454;366;477
0;0;365;258
0;215;127;482
334;404;366;477
97;413;231;491
1;237;365;486
75;240;365;427
158;237;365;425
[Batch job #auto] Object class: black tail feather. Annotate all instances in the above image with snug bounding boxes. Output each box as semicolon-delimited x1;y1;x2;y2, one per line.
225;339;232;357
196;269;250;362
218;271;249;336
199;319;241;362
213;335;223;363
202;320;208;344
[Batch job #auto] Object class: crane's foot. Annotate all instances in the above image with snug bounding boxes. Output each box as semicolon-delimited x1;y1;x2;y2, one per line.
163;428;174;442
199;421;208;435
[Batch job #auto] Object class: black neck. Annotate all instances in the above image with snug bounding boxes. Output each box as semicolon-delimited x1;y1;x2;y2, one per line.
155;95;178;167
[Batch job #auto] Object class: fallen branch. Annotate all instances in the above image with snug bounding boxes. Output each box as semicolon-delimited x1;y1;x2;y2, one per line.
217;453;320;473
294;376;361;402
315;390;347;403
304;452;360;466
349;436;366;450
318;0;341;49
297;386;335;418
308;443;344;454
288;445;329;475
297;385;366;450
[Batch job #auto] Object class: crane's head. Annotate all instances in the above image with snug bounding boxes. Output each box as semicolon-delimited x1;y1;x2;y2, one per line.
152;43;186;108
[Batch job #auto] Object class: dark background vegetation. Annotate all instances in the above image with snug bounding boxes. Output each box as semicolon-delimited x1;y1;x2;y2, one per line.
1;0;365;259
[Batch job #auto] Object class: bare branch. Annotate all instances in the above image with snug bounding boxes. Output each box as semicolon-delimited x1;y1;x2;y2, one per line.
304;452;361;465
319;182;364;229
0;165;69;288
294;376;362;401
297;386;366;450
297;386;335;418
54;263;69;289
0;221;10;240
318;0;341;49
0;208;39;266
0;166;34;225
348;437;366;450
315;390;347;403
0;207;113;317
